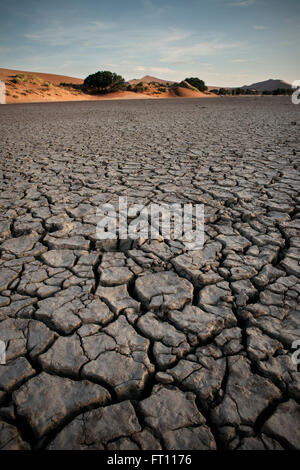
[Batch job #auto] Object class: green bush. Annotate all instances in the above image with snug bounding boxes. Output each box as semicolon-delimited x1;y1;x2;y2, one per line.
134;85;146;93
60;82;83;90
11;73;27;84
184;77;207;92
30;75;42;84
218;88;229;95
272;88;292;95
231;88;259;95
83;71;125;94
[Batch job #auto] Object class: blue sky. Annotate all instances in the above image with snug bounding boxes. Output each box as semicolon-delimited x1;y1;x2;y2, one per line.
0;0;299;86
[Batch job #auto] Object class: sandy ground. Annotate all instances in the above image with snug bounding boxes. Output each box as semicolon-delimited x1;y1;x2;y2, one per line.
0;97;299;450
0;68;84;85
0;68;217;103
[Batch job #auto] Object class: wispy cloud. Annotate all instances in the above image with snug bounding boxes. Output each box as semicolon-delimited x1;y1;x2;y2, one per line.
229;0;256;7
158;41;241;63
141;0;169;17
24;21;116;46
22;16;242;68
133;65;178;75
253;25;266;30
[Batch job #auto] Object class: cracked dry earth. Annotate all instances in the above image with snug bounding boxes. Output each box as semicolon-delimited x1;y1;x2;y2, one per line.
0;96;299;451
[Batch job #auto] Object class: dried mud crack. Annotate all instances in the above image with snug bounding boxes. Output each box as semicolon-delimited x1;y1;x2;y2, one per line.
0;97;299;450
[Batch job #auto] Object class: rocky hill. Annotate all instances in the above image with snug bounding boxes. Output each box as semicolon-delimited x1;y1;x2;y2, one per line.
242;79;291;92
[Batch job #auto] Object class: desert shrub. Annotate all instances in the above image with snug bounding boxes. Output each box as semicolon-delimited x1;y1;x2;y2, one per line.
30;75;42;84
83;71;125;93
131;82;148;93
158;87;166;92
135;85;146;93
109;80;126;92
231;88;244;95
231;88;258;95
11;73;28;84
60;83;83;90
244;88;256;95
43;81;53;88
218;88;230;95
272;88;292;95
12;77;23;84
184;77;207;92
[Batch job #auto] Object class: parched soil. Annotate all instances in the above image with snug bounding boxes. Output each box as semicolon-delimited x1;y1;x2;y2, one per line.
0;97;299;450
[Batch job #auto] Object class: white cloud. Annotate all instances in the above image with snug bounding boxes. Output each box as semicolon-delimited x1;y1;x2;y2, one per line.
24;33;42;40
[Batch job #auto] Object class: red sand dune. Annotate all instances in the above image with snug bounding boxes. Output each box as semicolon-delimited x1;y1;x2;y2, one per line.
0;68;83;85
0;68;217;103
167;86;215;98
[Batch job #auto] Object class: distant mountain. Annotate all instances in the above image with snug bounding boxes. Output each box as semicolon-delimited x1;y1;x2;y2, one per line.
128;75;176;85
242;79;291;92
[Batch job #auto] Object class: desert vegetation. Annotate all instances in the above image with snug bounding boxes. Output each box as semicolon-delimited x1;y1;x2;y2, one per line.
83;71;126;94
211;87;293;96
184;77;208;92
1;67;292;104
82;71;209;97
263;88;293;95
